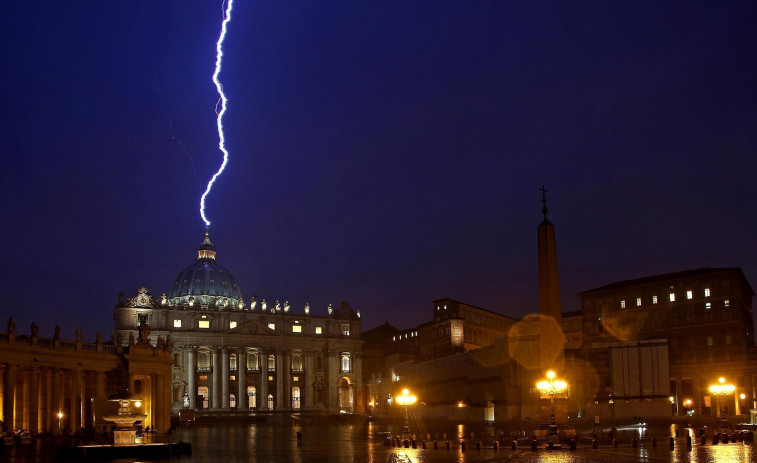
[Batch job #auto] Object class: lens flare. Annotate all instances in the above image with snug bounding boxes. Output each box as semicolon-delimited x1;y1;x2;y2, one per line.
200;0;234;227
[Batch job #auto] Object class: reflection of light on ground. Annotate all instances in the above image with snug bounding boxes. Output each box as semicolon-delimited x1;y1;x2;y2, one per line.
457;424;464;440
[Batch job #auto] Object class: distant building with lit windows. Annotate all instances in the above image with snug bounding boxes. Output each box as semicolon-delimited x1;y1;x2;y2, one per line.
573;267;756;417
113;232;363;417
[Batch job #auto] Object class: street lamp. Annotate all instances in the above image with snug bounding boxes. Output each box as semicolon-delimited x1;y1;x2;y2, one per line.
395;388;417;439
57;411;64;433
537;371;567;436
709;377;735;426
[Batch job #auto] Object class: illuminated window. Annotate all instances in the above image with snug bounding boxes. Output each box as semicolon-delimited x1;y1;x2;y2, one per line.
686;290;693;300
198;352;210;370
229;354;237;370
268;375;274;381
341;324;350;336
724;299;730;308
247;386;257;409
653;295;658;304
267;394;274;410
229;321;237;329
315;326;322;335
292;387;301;409
706;302;711;310
230;375;236;381
669;293;676;302
292;354;302;371
268;323;276;330
341;353;351;372
707;336;713;346
174;319;182;328
292;325;302;333
247;352;259;370
705;288;711;297
620;300;626;309
199;320;210;329
636;298;642;307
726;335;732;344
392;336;396;341
293;376;299;382
230;394;236;408
268;355;275;371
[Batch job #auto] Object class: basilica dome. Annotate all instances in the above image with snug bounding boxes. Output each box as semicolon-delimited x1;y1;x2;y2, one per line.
167;231;244;309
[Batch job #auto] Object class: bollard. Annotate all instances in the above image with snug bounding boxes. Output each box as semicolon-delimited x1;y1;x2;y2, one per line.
531;439;537;451
421;440;426;449
569;438;577;451
723;433;729;444
493;440;500;450
592;438;598;449
652;437;657;447
460;440;466;452
446;440;451;450
434;440;438;449
701;435;706;446
476;441;482;450
669;436;675;448
511;440;518;450
632;437;637;448
411;439;417;449
686;435;692;449
713;433;719;445
548;440;554;450
613;439;617;448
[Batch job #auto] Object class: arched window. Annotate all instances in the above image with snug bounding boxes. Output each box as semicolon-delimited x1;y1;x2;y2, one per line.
292;353;303;371
229;354;237;370
268;354;276;371
198;352;210;370
230;393;236;408
341;353;351;372
267;394;274;410
247;352;259;370
291;387;301;410
247;386;256;409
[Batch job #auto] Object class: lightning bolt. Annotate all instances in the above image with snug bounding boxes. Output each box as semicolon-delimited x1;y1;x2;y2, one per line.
200;0;234;227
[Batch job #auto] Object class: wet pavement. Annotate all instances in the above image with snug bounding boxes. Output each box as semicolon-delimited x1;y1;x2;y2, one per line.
3;422;757;462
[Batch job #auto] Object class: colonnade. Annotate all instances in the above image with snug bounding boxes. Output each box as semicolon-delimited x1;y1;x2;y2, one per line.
1;364;106;434
670;375;756;416
182;346;361;413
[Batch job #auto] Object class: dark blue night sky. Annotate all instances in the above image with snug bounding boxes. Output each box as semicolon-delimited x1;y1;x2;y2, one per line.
2;1;756;340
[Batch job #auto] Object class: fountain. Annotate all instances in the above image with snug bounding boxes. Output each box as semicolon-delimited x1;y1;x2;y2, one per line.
103;391;147;446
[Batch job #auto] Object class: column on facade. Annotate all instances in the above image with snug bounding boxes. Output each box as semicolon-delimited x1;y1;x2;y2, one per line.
51;368;61;434
327;350;339;410
212;348;222;409
259;349;267;410
237;348;246;410
39;368;49;433
283;350;291;409
152;373;164;431
304;352;313;409
29;368;39;434
221;348;230;409
671;378;679;416
354;352;363;413
187;347;196;409
82;371;93;430
70;369;82;433
3;364;15;431
275;350;283;409
14;367;25;430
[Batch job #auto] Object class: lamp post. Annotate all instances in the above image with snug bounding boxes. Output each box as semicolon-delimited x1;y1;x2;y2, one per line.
537;371;567;437
395;388;417;439
709;377;735;427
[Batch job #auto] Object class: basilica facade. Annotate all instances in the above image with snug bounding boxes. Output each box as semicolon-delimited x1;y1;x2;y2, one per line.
112;232;364;417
